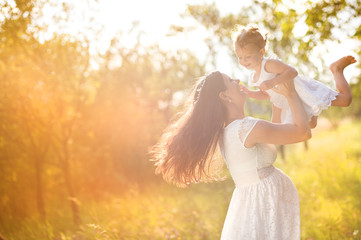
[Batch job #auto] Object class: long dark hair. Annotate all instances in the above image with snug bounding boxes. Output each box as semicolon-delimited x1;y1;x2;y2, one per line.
150;71;227;187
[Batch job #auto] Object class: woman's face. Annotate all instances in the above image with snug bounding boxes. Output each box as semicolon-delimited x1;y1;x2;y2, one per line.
221;73;247;103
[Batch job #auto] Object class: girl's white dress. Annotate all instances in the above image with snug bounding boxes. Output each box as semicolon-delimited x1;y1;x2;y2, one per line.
220;117;300;240
248;58;338;124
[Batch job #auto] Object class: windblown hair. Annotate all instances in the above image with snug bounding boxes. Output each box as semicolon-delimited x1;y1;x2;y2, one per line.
150;71;227;187
232;24;268;50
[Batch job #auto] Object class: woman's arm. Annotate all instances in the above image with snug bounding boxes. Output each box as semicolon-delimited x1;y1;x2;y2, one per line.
259;59;298;91
245;81;311;147
271;105;282;123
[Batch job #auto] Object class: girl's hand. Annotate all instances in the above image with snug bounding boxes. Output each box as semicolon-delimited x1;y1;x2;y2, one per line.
259;79;275;91
240;84;249;93
271;79;296;97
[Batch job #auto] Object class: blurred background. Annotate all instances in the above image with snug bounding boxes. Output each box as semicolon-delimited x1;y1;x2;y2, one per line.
0;0;361;239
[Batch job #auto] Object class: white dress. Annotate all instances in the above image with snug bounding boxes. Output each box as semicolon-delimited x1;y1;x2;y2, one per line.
248;58;338;124
220;117;300;240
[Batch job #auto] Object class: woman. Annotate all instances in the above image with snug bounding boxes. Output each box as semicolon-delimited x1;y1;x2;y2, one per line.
151;71;311;239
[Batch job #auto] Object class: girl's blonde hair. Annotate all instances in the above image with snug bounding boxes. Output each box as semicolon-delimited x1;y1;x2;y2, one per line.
232;24;268;50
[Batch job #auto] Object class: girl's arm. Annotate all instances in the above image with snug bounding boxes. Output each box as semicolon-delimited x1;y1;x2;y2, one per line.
241;85;270;100
245;80;311;147
247;90;270;100
259;59;298;91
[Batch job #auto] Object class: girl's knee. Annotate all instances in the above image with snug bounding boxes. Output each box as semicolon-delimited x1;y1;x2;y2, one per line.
339;94;352;106
344;95;352;106
332;94;352;107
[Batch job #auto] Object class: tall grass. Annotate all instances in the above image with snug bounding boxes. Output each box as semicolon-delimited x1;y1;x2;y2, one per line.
1;119;361;240
279;119;361;240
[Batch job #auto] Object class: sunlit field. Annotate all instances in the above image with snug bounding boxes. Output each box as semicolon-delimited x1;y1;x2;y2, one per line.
279;120;361;240
1;119;360;240
1;1;361;240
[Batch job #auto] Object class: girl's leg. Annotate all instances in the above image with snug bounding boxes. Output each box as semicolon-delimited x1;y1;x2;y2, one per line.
329;56;356;107
309;116;317;129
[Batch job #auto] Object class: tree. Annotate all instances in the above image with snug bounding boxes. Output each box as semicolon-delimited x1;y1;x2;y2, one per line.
0;0;50;221
0;0;92;225
0;1;207;229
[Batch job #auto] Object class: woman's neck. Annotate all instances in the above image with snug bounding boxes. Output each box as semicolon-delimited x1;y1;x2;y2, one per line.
225;107;245;126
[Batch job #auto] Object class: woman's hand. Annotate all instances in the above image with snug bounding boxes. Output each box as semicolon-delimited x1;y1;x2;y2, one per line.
245;77;311;147
259;79;275;91
271;79;296;97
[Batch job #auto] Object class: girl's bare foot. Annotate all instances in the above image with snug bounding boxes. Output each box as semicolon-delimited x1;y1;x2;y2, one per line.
329;56;356;73
330;56;355;107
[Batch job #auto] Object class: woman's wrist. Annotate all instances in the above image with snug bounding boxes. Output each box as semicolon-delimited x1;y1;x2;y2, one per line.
285;91;298;99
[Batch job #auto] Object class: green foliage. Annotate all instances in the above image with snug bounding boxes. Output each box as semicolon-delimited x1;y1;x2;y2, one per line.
185;0;361;118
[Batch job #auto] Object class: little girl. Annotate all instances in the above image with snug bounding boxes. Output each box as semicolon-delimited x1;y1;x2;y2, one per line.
232;25;356;127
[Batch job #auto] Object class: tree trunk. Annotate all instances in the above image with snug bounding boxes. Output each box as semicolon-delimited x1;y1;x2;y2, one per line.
304;140;309;151
35;156;46;221
61;148;81;226
278;145;286;161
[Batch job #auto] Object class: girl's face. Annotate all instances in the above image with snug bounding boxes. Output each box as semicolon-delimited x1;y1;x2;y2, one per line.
235;44;264;71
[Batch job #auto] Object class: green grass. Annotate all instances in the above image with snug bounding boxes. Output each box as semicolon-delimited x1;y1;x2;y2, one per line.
278;120;361;240
1;119;361;240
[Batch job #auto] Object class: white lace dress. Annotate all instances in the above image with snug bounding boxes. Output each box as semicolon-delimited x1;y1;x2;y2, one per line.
248;58;338;124
220;117;300;240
